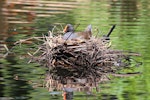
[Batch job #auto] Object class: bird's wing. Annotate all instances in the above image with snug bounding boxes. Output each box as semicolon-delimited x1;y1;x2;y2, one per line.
63;32;78;40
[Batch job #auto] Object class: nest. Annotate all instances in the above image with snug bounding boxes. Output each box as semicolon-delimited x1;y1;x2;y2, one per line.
27;32;140;92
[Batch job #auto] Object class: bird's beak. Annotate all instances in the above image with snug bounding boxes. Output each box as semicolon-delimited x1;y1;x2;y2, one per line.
63;25;68;33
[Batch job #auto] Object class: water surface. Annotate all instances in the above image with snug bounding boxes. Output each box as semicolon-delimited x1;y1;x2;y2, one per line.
0;0;150;100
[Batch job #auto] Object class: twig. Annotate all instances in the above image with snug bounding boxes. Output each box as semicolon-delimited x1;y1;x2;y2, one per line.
14;37;45;45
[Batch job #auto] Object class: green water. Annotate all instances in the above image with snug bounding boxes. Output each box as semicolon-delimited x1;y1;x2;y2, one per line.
0;0;150;100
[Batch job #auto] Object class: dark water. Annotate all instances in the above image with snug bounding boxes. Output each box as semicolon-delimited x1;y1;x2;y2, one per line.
0;0;150;100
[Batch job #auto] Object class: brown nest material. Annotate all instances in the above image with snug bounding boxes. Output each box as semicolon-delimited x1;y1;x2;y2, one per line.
26;33;141;91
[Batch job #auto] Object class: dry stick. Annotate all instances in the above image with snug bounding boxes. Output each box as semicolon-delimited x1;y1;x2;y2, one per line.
60;24;64;31
52;26;57;34
3;44;10;57
105;72;141;77
95;28;103;38
55;25;62;32
14;37;45;45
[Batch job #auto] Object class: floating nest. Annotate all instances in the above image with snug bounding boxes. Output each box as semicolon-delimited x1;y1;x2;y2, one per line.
25;31;141;92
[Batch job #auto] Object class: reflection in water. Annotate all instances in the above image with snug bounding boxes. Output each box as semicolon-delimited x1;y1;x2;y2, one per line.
120;0;138;24
0;0;149;100
0;1;8;35
2;0;78;35
0;55;31;99
109;0;138;26
0;1;8;58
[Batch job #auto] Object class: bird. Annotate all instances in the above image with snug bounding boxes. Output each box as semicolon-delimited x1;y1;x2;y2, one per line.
63;24;92;40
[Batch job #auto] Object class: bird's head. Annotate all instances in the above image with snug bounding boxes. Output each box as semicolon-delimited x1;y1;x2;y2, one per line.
63;24;74;33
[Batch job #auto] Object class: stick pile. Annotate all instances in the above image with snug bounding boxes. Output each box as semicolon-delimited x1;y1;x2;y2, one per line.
29;34;140;91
